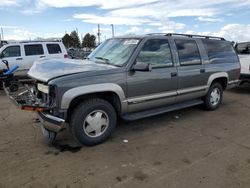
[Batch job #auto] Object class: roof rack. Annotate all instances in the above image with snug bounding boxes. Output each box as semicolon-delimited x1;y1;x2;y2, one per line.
17;39;62;43
147;33;225;41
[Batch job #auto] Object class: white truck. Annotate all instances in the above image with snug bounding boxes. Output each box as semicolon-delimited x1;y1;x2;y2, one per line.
236;42;250;84
0;40;68;77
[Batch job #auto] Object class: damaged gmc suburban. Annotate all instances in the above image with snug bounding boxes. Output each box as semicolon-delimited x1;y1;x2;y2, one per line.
6;33;240;146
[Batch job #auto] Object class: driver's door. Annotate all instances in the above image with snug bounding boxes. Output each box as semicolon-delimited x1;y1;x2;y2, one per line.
126;38;178;113
0;45;24;75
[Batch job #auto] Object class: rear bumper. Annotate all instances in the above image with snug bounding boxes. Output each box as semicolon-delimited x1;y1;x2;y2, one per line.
38;112;66;132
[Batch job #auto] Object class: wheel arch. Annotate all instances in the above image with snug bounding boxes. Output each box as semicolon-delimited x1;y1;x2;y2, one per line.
61;84;127;120
206;72;229;91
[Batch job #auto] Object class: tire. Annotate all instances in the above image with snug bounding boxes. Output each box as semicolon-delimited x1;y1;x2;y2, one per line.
9;83;19;92
70;98;117;146
204;82;223;111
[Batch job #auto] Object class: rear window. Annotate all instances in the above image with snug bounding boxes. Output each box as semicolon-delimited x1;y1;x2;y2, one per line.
46;44;62;54
202;40;238;64
175;39;201;66
235;43;250;54
24;44;44;56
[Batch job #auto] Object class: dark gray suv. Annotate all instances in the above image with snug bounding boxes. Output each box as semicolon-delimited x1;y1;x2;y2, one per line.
8;33;240;146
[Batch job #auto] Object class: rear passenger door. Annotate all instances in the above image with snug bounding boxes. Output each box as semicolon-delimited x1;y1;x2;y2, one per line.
23;44;45;70
174;39;207;102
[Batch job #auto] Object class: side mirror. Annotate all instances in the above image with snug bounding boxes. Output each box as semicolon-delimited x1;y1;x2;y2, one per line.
0;53;3;59
132;62;152;72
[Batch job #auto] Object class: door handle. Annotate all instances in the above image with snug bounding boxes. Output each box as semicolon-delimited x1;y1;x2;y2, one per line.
200;69;206;73
40;56;46;58
16;58;23;60
171;72;178;77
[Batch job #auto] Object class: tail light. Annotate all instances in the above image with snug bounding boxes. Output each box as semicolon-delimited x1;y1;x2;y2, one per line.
64;54;68;58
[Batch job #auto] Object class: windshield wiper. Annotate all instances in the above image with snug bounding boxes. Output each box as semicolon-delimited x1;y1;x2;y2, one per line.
95;56;110;62
94;56;122;67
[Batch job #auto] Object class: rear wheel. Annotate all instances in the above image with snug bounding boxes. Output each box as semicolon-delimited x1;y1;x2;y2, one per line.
70;98;117;146
204;83;223;111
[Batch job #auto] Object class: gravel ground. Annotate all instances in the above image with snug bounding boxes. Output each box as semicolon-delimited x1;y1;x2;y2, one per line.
0;85;250;188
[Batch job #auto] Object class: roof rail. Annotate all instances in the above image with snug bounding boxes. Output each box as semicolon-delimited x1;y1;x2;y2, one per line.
166;33;225;40
147;33;225;41
18;39;62;43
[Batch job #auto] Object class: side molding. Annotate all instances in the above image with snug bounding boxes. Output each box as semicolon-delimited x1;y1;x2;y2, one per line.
61;83;127;112
206;72;229;91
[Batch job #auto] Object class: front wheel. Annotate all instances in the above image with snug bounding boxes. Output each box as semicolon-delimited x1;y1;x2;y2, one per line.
70;98;117;146
204;83;223;111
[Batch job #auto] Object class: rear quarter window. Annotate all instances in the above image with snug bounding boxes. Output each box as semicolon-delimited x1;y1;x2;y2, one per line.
24;44;44;56
202;40;238;64
46;44;62;54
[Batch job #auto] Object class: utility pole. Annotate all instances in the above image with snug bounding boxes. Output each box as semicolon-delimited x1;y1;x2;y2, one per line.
97;24;101;45
0;28;2;46
111;24;114;38
1;27;4;41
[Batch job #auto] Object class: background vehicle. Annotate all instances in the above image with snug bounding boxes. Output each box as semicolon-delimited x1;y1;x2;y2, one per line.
0;40;8;48
7;33;240;146
0;40;68;77
235;42;250;83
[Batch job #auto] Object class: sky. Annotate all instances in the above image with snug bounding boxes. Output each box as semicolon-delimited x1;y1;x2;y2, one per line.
0;0;250;42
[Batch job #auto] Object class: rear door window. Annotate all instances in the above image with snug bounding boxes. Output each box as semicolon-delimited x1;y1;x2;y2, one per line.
46;43;62;54
2;45;21;57
202;40;238;64
24;44;44;56
175;39;201;66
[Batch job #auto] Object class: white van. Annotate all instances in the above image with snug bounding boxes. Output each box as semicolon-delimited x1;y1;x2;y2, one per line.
0;41;68;76
236;42;250;83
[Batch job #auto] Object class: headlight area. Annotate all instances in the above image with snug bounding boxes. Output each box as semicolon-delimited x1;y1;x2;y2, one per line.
37;83;49;94
37;84;66;120
37;83;57;108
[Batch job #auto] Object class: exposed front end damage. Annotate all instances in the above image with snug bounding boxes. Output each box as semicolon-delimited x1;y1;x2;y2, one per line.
4;83;66;133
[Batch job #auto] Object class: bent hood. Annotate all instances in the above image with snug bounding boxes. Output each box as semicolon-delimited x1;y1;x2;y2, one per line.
28;58;117;82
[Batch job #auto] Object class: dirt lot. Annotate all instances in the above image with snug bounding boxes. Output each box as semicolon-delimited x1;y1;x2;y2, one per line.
0;85;250;188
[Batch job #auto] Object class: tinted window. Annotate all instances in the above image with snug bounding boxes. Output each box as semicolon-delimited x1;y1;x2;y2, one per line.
24;44;44;56
2;46;21;58
136;39;173;67
46;44;62;54
235;43;250;54
202;40;238;64
175;39;201;66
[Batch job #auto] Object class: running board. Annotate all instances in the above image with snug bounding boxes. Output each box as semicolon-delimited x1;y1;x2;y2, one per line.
122;99;204;121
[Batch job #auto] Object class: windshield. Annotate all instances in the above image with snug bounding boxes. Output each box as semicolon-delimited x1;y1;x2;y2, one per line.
88;38;140;66
236;43;250;54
